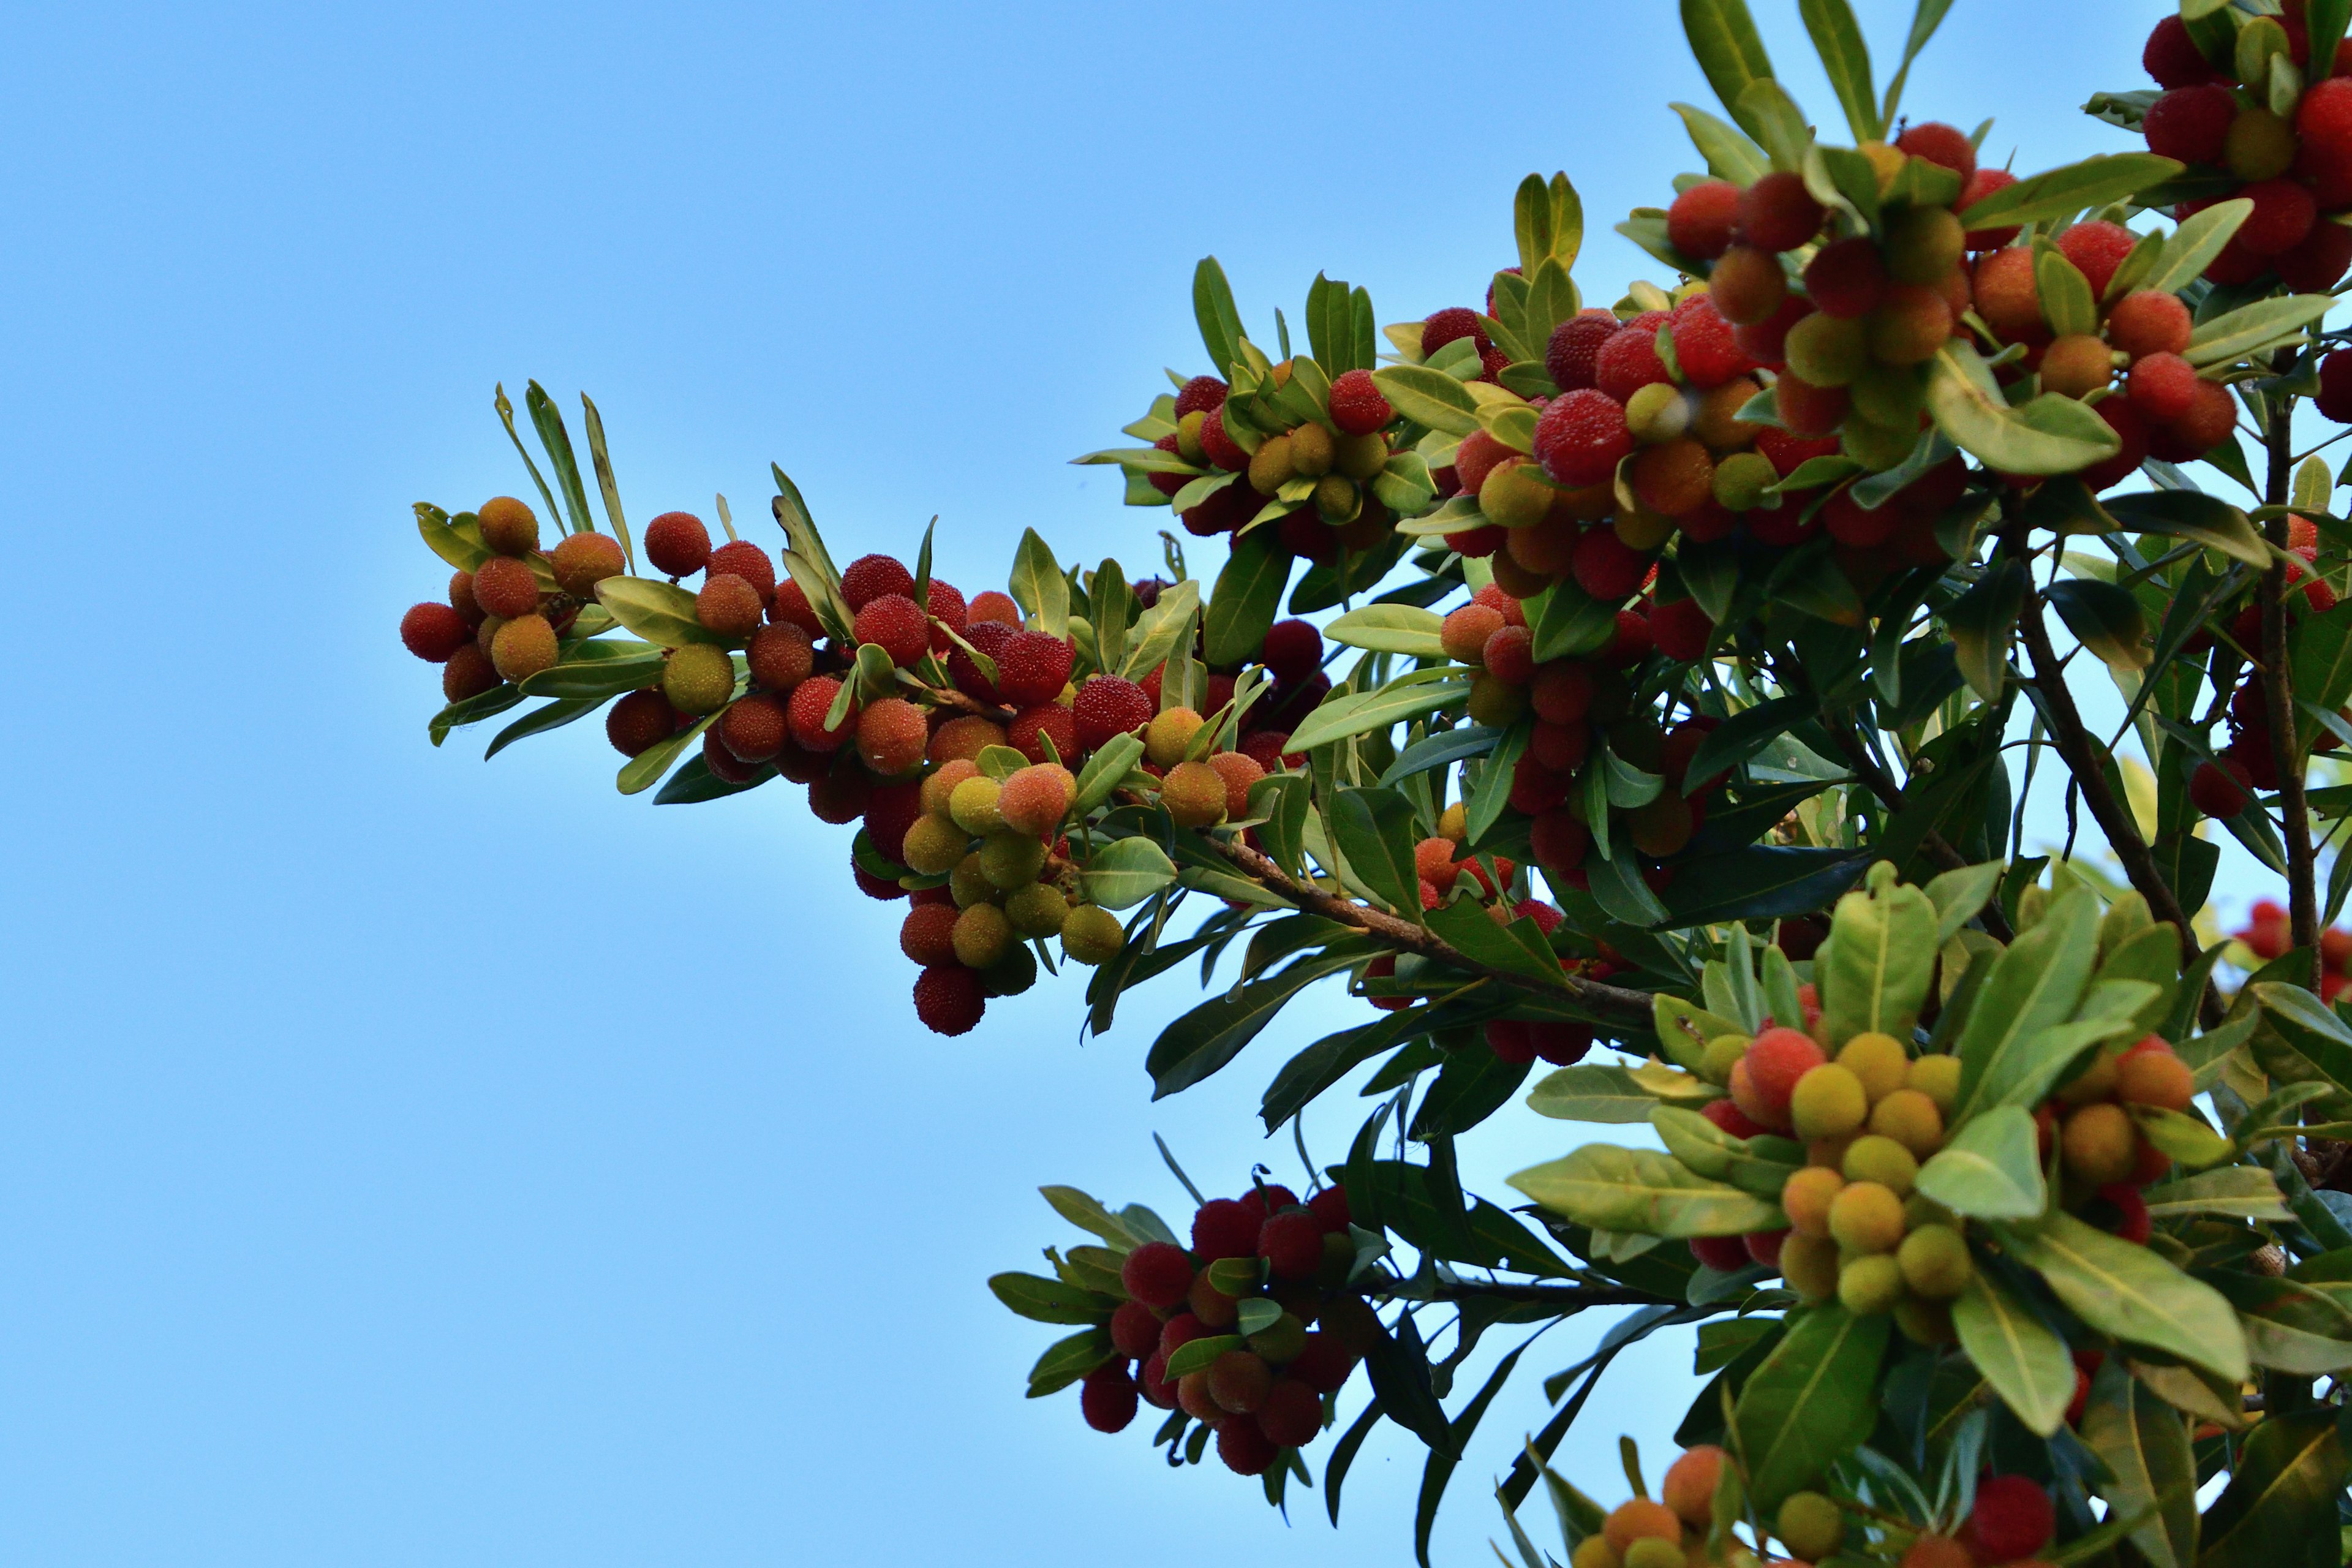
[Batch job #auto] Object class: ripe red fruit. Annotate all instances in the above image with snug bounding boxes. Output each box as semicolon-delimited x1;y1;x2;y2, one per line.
1733;293;1807;363
1534;389;1633;486
1743;1228;1788;1268
1689;1235;1750;1271
1804;237;1888;318
1755;426;1843;477
786;676;854;752
840;554;916;612
1259;1210;1324;1280
1080;1362;1138;1433
1897;121;1976;181
1008;704;1078;765
2143;16;2218;88
1574;527;1651;600
706;539;775;601
1327;369;1393;435
606;688;675;756
1958;168;2021;248
1121;1240;1196;1310
1110;1298;1163;1360
1455;429;1516;498
643;511;712;576
1970;1476;2055;1562
400;601;472;662
1422;306;1489;356
1174;375;1227;417
1216;1418;1277;1476
1199;406;1250;471
1652;597;1713;662
1483;624;1536;685
853;593;930;667
2127;352;2198;421
2056;221;2138;297
1256;1378;1323;1448
1737;171;1825;252
1702;1096;1766;1139
900;902;960;967
2143;84;2236;165
472;554;541;620
1594;323;1672;402
1191;1198;1259;1260
2277;220;2352;292
1774;370;1850;437
1072;676;1154;750
948;619;1015;703
1736;1027;1827;1130
1289;1332;1354;1394
1671;297;1746;387
1605;609;1654;667
717;692;789;763
1667;179;1742;259
911;965;984;1035
1309;1185;1352;1234
2321;350;2352;422
1260;618;1323;683
2107;290;2192;360
769;579;824;637
2302;77;2352;163
1546;309;1619;392
2239;179;2318;257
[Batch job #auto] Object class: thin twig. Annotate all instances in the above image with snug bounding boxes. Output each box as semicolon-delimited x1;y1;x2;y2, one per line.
2261;396;2323;987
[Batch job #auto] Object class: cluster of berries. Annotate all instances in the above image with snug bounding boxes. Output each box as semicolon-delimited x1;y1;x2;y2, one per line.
397;497;625;700
1086;1183;1375;1477
2234;897;2352;1000
2138;9;2352;292
2031;1032;2193;1232
1148;369;1404;565
1691;1016;1973;1343
1575;1443;2053;1567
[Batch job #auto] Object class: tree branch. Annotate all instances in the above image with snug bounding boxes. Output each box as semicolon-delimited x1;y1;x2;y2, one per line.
2261;398;2323;989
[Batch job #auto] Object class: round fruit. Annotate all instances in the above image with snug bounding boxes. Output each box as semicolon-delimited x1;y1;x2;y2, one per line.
1776;1490;1845;1559
1897;1223;1973;1299
662;642;736;715
477;495;540;556
642;511;710;576
1827;1180;1905;1253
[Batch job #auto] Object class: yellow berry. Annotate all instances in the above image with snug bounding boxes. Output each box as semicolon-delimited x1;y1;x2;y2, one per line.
1838;1031;1910;1104
1838;1251;1906;1314
1781;1166;1847;1239
1827;1180;1906;1254
1842;1134;1918;1196
1869;1088;1947;1159
1907;1054;1961;1115
1790;1063;1870;1140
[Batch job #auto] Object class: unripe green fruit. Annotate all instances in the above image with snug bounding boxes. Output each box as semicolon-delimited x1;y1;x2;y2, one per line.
1837;1031;1910;1105
1248;434;1295;496
1842;1134;1918;1196
662;642;736;715
1247;1311;1308;1364
1626;382;1691;443
2040;333;2114;399
1827;1180;1905;1253
1701;1033;1752;1084
1480;460;1552;529
1145;707;1204;768
1570;1539;1623;1568
1907;1053;1960;1115
1850;363;1926;429
1896;1223;1973;1299
1842;415;1917;472
1161;760;1229;828
1883;206;1964;286
982;943;1038;997
1838;1251;1906;1313
1869;1087;1946;1158
1317;1230;1355;1285
1466;674;1529;728
900;813;971;876
1335;431;1389;481
1902;1192;1956;1231
979;829;1047;891
950;851;995;909
1061;903;1125;965
2227;107;2297;181
1290;421;1336;477
1781;1232;1841;1301
1712;450;1777;511
949;775;1006;835
1894;1294;1956;1346
1776;1491;1844;1561
1176;410;1208;463
952;902;1013;969
1005;881;1070;938
1623;1540;1683;1568
1790;1063;1869;1140
1314;473;1362;522
1785;312;1871;388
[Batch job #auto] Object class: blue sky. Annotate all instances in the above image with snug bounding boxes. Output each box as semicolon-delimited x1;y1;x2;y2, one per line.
0;3;2226;1564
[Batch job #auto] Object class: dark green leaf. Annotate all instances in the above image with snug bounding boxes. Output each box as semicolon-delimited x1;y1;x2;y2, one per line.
1994;1211;2248;1380
1026;1327;1115;1396
1732;1305;1891;1510
2196;1410;2346;1568
1145;946;1371;1099
1193;257;1245;380
1333;788;1424;916
1798;0;1879;141
1662;847;1869;925
1679;0;1776;142
1204;529;1291;667
989;1272;1114;1326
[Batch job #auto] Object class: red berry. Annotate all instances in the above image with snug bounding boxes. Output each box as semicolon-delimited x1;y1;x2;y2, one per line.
1755;426;1843;477
995;631;1075;705
786;675;854;752
1896;121;1976;181
1191;1198;1259;1259
1667;179;1742;259
1605;608;1654;667
2321;350;2352;422
1959;168;2022;249
2079;397;2151;492
1545;309;1619;392
2143;15;2219;88
840;554;915;611
1289;1332;1355;1394
400;601;472;662
643;511;711;576
911;965;984;1035
2277;220;2352;292
1670;296;1747;387
853;593;930;667
2143;84;2236;165
1258;1211;1324;1280
1008;704;1078;765
1081;1362;1138;1433
2301;77;2352;165
1455;429;1517;498
1255;1378;1323;1448
1121;1240;1196;1310
706;539;775;600
1743;1228;1789;1268
1804;237;1889;318
863;781;922;861
1216;1417;1277;1475
2056;221;2138;296
1308;1186;1352;1234
1652;597;1713;662
1733;293;1808;364
1327;368;1392;435
2190;757;2253;818
2127;352;2198;422
1689;1235;1750;1272
1422;306;1489;357
1110;1298;1163;1360
1736;172;1825;252
1072;676;1154;750
770;579;824;637
2239;179;2318;257
1573;527;1651;601
1969;1476;2055;1563
1534;389;1633;486
1175;375;1228;417
1736;1027;1826;1130
948;619;1014;704
1594;323;1672;402
2107;290;2192;359
1702;1096;1766;1139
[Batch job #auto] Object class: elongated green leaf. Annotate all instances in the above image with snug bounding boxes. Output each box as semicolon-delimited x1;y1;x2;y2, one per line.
1333;788;1422;916
1284;679;1470;753
1426;897;1567;987
2049;576;2151;673
1371;364;1482;435
1957;153;2182;232
1915;1106;2047;1219
1507;1144;1780;1237
1145;945;1371;1099
1661;846;1868;926
2185;293;2334;368
1325;603;1446;658
988;1272;1114;1325
2035;247;2099;337
483;696;600;759
1670;102;1768;185
2078;1359;2196;1568
1798;0;1878;141
1081;837;1177;911
1008;527;1068;638
1026;1326;1115;1396
1951;888;2098;1123
597;576;726;647
1680;694;1815;794
2140;1167;2290;1220
1202;529;1289;667
2250;981;2352;1110
1946;558;2024;699
616;711;715;795
1193;257;1244;380
416;503;491;571
1928;344;2120;475
2207;1269;2352;1374
1996;1211;2249;1380
1822;859;1939;1044
1529;578;1620;662
2196;1410;2346;1568
1731;1305;1890;1510
2145;197;2252;295
1120;579;1200;685
1527;1065;1694;1124
1953;1272;2074;1436
2098;489;2270;569
522;382;595;535
1923;859;2004;945
518;648;666;700
1680;0;1776;142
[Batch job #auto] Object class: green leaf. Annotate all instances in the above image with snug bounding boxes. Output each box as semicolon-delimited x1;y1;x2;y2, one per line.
1120;579;1200;685
1670;102;1768;186
2139;1166;2291;1221
1333;788;1423;916
1371;364;1482;436
1662;846;1869;926
1072;732;1145;817
518;644;666;701
1529;579;1621;662
2048;578;2152;673
1425;897;1567;987
1202;529;1289;668
1284;678;1471;753
491;384;568;543
2075;1358;2196;1568
1951;887;2099;1124
1821;859;1939;1045
1915;1105;2047;1219
596;576;726;647
1247;772;1310;878
1324;603;1446;658
2130;1104;2234;1168
2250;981;2352;1109
2145;197;2252;295
988;1272;1113;1325
2196;1411;2346;1568
1512;172;1584;275
1008;527;1068;639
1798;0;1879;141
2098;489;2271;569
1733;78;1812;173
1952;1271;2075;1436
1082;837;1177;910
2185;293;2335;368
2206;1269;2352;1374
1957;153;2183;232
1879;0;1953;126
1923;860;2005;945
1506;1144;1781;1238
484;696;601;760
1526;1064;1703;1124
2035;247;2099;338
1927;344;2121;476
1145;945;1371;1099
1995;1211;2249;1380
1730;1305;1890;1510
1193;257;1245;380
415;503;490;571
1945;558;2025;699
1163;1333;1242;1379
1041;1185;1137;1250
1025;1327;1114;1397
1679;0;1776;143
1680;694;1815;794
616;712;715;796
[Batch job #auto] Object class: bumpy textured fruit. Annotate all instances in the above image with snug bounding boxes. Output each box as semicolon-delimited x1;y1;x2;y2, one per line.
1776;1490;1845;1559
899;902;959;967
1120;1240;1193;1310
1781;1233;1839;1300
1828;1180;1905;1253
706;540;774;600
1060;903;1124;965
1782;1166;1845;1238
1601;1498;1682;1550
998;764;1072;839
1836;1031;1909;1103
1839;1251;1905;1313
949;775;1005;835
840;554;916;612
1144;706;1204;767
1843;1134;1919;1195
1621;1541;1681;1568
1072;676;1153;752
606;688;674;756
1884;206;1964;285
1970;1476;2055;1563
1534;390;1633;486
1897;1223;1973;1299
1080;1363;1136;1433
471;554;540;620
717;693;788;763
662;642;736;715
978;829;1046;891
2117;1042;2193;1111
853;594;930;667
1790;1063;1869;1140
1327;368;1393;435
550;532;625;597
477;496;541;557
1908;1053;1961;1114
1738;172;1823;251
993;632;1073;706
1667;179;1741;258
2055;221;2137;297
487;614;556;680
786;676;853;751
697;573;764;636
401;601;472;662
642;511;710;576
1734;1027;1827;1129
747;623;815;693
1972;248;2042;336
1161;760;1227;827
911;965;984;1035
952;902;1013;969
2040;333;2114;399
2062;1102;2139;1183
1003;881;1069;938
1869;1087;1946;1158
1709;244;1788;325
